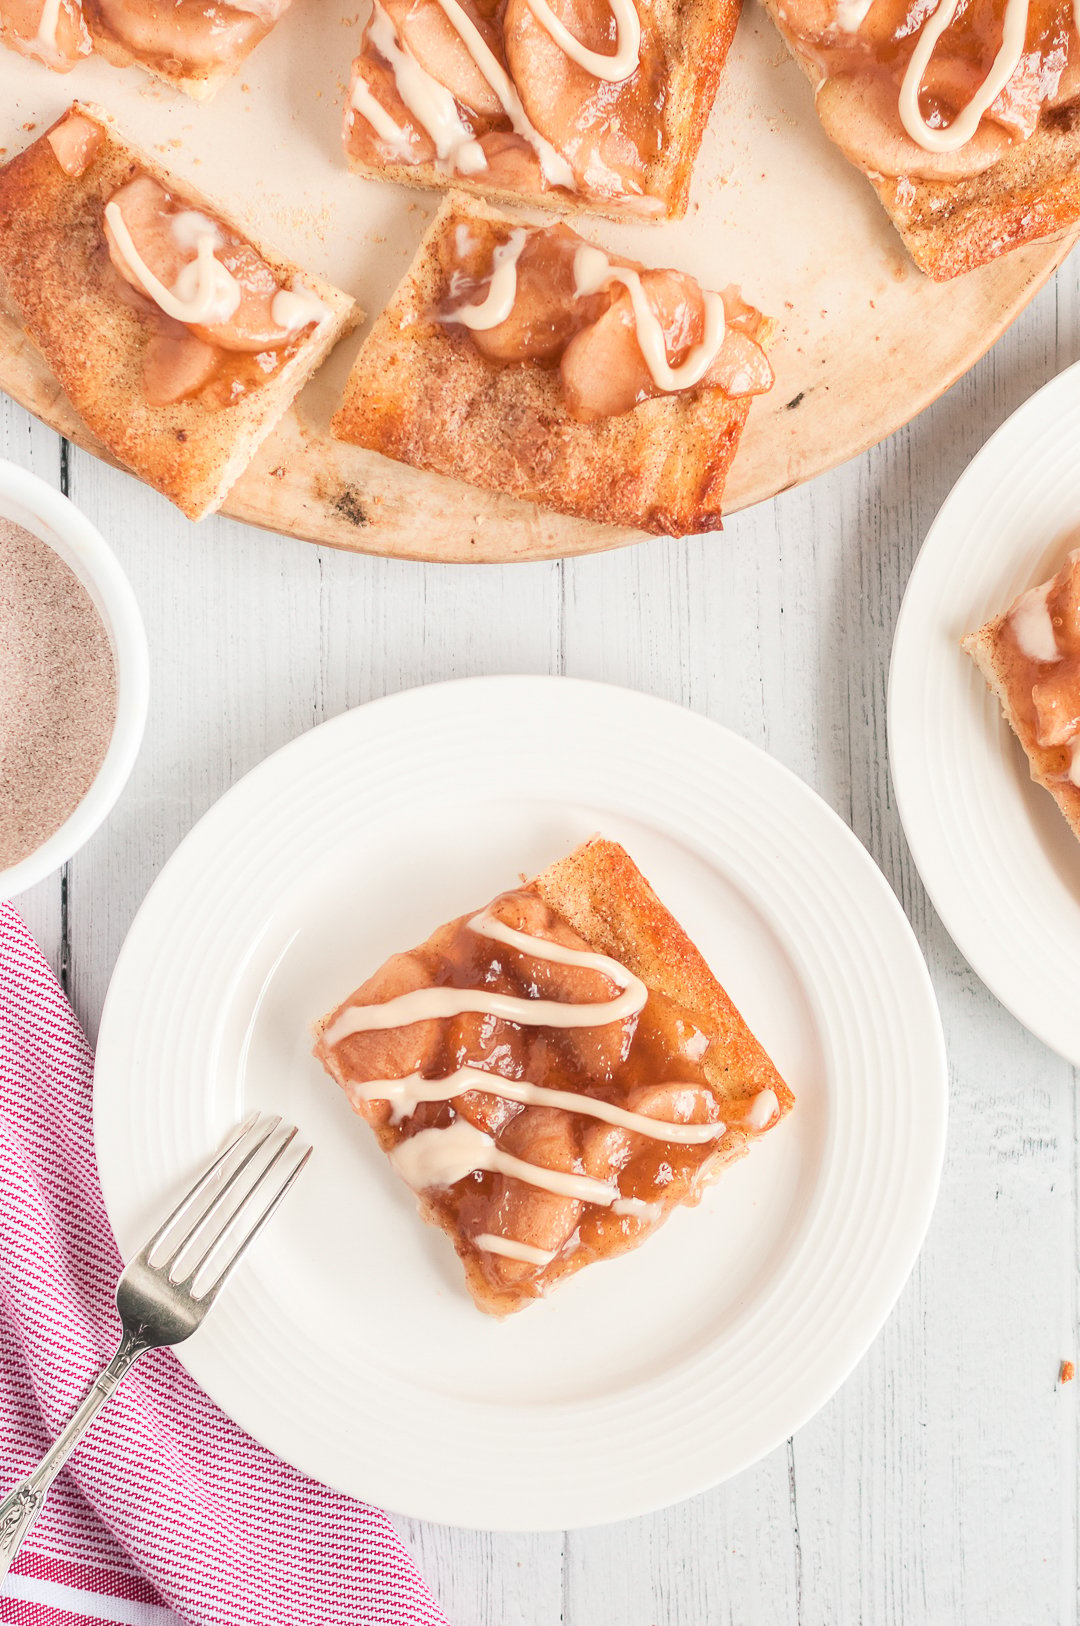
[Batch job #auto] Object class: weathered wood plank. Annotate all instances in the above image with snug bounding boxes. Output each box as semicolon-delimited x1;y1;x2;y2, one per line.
392;1522;564;1626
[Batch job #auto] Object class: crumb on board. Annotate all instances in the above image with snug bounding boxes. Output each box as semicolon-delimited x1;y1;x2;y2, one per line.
1060;1360;1075;1385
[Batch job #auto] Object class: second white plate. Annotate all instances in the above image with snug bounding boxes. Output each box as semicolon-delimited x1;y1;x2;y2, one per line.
94;676;946;1529
889;361;1080;1065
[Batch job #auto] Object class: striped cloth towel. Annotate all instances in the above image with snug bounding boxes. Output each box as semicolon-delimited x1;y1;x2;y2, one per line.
0;903;449;1626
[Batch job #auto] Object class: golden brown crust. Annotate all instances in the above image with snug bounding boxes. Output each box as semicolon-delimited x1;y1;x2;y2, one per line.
962;618;1080;841
760;0;1080;280
84;30;231;97
530;837;795;1116
0;103;359;520
313;836;794;1317
345;0;740;222
873;103;1080;280
331;193;763;537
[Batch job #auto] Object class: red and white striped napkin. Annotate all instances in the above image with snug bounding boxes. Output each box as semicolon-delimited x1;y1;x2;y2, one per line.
0;902;449;1626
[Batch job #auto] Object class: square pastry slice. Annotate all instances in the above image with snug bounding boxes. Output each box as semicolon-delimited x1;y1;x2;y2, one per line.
0;105;358;521
342;0;739;220
0;0;291;96
762;0;1080;279
963;546;1080;840
83;0;292;99
331;193;774;536
313;837;794;1317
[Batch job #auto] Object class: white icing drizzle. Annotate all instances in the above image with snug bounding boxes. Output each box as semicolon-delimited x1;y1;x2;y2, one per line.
225;0;287;16
390;1117;620;1204
611;1196;661;1220
350;74;417;158
522;0;641;81
431;0;577;187
323;908;648;1045
472;907;647;1002
897;0;1030;152
35;0;62;53
364;2;488;174
834;0;873;30
105;201;241;327
350;1066;728;1144
473;1232;556;1264
745;1087;780;1131
447;229;528;330
1009;579;1061;663
572;245;727;391
1068;737;1080;788
170;209;222;252
270;281;331;331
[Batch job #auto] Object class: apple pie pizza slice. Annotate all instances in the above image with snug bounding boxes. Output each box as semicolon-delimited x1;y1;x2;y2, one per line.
963;545;1080;840
0;105;357;520
331;192;774;536
83;0;292;98
342;0;740;220
313;837;794;1317
0;0;290;96
764;0;1080;278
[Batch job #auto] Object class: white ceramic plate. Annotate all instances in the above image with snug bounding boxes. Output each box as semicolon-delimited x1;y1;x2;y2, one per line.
889;362;1080;1066
94;677;947;1529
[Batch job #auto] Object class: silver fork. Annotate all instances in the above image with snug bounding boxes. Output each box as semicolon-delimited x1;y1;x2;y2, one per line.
0;1111;311;1581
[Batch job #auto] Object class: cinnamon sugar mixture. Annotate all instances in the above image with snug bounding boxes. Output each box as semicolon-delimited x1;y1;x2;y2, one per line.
0;519;117;870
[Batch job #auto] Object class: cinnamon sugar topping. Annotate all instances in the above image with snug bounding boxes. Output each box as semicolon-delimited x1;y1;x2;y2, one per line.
0;521;116;872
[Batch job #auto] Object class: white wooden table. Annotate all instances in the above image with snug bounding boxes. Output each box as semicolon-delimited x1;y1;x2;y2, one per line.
5;252;1080;1626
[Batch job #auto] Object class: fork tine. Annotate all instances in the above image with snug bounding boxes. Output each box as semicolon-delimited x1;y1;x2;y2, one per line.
176;1123;299;1286
195;1144;313;1303
139;1111;279;1265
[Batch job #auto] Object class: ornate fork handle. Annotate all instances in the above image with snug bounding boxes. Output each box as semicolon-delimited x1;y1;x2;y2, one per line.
0;1322;156;1581
0;1115;310;1588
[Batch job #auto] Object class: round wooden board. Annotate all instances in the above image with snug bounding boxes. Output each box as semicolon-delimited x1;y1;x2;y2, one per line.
1;9;1076;563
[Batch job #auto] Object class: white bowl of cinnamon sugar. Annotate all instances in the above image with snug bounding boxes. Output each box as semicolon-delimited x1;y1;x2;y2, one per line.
0;461;148;900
